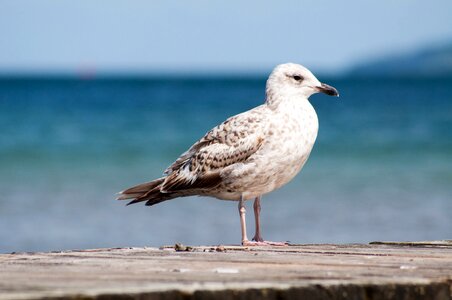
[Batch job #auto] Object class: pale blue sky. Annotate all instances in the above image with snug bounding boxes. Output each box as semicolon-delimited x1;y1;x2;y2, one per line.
1;0;452;75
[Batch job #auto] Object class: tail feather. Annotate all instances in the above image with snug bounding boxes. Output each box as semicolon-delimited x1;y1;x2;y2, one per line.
117;177;175;206
117;192;143;200
118;178;164;197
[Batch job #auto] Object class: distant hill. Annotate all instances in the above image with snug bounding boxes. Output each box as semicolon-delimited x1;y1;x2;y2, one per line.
348;42;452;77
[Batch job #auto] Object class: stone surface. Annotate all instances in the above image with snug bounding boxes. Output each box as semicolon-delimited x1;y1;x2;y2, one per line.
1;243;452;299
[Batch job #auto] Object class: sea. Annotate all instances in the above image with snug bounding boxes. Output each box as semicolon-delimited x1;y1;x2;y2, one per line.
0;76;451;253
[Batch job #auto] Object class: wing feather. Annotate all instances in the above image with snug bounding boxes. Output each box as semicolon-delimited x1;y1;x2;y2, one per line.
161;107;266;193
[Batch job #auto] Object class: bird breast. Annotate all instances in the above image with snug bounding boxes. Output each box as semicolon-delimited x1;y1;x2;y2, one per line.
259;100;319;189
219;100;319;200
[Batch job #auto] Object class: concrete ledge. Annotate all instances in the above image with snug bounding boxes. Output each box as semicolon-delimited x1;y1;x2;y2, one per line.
1;243;452;300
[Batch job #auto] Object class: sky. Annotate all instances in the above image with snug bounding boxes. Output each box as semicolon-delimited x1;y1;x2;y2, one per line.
1;0;452;75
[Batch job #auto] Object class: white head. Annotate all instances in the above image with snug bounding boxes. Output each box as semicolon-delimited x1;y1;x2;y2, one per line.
265;63;338;107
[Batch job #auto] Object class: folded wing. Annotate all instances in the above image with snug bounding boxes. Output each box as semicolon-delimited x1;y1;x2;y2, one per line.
162;110;266;193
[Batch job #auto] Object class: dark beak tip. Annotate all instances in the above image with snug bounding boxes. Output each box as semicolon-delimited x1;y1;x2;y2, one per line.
319;83;339;97
328;90;340;97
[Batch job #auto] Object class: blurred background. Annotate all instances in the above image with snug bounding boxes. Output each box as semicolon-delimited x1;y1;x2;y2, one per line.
0;1;451;253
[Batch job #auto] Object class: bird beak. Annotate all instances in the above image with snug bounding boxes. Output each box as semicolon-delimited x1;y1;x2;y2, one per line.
316;83;339;97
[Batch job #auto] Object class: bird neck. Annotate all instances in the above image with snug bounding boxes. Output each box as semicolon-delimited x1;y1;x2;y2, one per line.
265;91;312;112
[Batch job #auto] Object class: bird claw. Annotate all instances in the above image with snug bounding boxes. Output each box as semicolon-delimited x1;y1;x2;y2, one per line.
252;235;264;243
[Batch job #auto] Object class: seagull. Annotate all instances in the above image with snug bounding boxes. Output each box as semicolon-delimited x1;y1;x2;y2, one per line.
117;63;339;246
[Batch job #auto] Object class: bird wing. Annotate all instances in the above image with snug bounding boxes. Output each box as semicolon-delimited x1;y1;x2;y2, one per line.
161;107;266;192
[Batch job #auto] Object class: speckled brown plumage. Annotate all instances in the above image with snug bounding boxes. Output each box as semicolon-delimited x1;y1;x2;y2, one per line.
117;63;339;245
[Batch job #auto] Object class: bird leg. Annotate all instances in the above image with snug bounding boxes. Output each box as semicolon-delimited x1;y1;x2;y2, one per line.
239;197;265;246
252;196;288;246
252;196;264;242
238;197;250;245
239;196;288;246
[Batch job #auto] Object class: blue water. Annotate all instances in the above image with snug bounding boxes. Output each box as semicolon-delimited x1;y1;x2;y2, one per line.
0;76;451;253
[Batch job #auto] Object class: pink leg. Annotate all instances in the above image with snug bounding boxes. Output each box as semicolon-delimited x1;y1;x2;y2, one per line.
238;198;251;245
240;196;288;246
239;199;267;246
252;196;264;242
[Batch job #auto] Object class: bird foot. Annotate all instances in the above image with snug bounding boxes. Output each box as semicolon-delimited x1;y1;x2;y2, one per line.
242;240;288;246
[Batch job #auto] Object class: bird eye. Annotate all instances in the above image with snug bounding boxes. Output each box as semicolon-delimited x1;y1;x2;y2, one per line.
293;75;303;81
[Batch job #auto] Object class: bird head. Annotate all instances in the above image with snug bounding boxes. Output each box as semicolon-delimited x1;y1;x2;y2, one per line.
266;63;339;101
